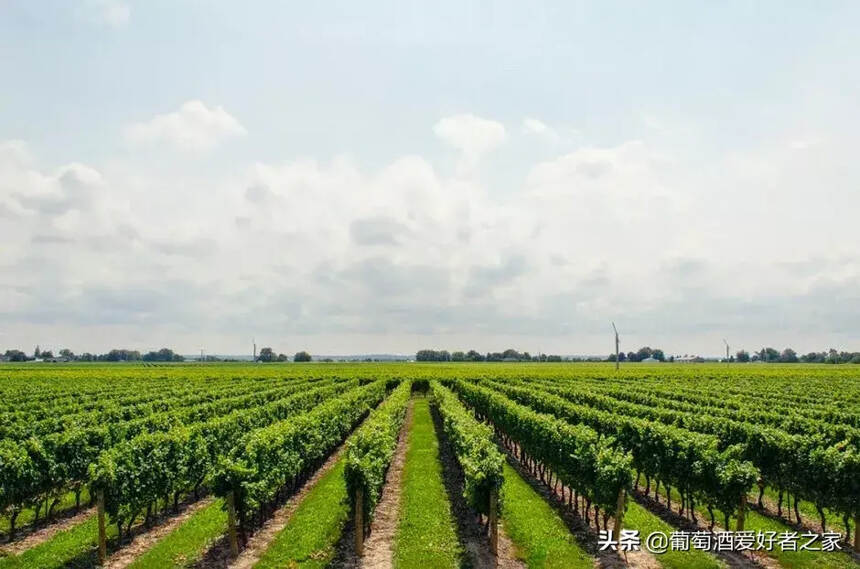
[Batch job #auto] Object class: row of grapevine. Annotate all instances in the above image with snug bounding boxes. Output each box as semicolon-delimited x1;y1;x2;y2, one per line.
0;377;342;536
503;378;859;531
343;380;412;538
214;380;392;542
478;379;758;527
429;381;503;516
529;375;859;436
72;381;350;535
445;380;632;521
0;375;326;440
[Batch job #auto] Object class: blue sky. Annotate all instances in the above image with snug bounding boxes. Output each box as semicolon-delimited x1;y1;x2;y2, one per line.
1;1;859;355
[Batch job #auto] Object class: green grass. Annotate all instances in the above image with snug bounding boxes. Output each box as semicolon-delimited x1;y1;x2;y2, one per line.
623;500;724;569
499;461;592;569
126;498;226;569
758;486;849;536
1;488;91;536
253;459;350;569
394;396;461;569
654;486;856;569
0;511;115;569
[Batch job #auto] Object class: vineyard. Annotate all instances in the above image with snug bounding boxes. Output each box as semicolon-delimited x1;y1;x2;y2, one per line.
0;362;857;569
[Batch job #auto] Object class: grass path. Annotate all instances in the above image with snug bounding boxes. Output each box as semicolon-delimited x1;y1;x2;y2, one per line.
0;488;92;539
623;500;725;569
0;509;117;569
499;461;592;569
757;486;850;537
394;396;461;569
252;459;350;569
123;498;225;569
646;486;857;569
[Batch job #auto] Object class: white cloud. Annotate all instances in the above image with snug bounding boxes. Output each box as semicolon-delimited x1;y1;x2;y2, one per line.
433;114;506;164
125;100;247;151
82;0;130;28
3;119;860;354
522;117;559;140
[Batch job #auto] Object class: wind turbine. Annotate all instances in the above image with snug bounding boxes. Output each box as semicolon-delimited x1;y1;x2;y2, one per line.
612;322;620;371
723;339;730;363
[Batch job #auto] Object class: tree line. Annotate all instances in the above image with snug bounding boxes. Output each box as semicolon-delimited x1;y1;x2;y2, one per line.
256;347;312;362
416;349;565;362
1;346;184;362
735;347;860;364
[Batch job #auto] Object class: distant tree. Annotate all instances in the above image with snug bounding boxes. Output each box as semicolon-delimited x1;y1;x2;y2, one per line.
465;350;485;362
502;348;521;360
4;349;29;362
101;349;141;362
779;348;798;363
258;347;275;362
41;350;54;359
736;350;750;363
276;353;288;362
760;347;780;363
34;345;41;358
636;347;654;361
78;352;95;362
652;349;665;362
618;352;627;362
143;348;183;362
451;351;465;362
59;349;75;360
293;351;312;362
626;351;638;362
546;355;563;362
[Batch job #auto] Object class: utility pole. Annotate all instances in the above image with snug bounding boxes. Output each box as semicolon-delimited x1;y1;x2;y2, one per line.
253;338;257;362
723;339;730;364
612;322;620;371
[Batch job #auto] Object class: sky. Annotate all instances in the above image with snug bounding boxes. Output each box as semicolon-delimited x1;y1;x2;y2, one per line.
1;1;859;357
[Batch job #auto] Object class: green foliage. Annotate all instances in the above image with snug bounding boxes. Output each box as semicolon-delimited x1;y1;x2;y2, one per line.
446;380;632;512
214;380;389;528
343;381;411;529
429;381;503;515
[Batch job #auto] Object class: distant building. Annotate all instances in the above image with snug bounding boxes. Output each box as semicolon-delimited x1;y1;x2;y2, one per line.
641;357;660;363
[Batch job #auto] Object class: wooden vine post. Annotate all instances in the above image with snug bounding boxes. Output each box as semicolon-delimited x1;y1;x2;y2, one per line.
355;487;364;556
737;494;746;531
97;490;107;565
226;491;239;558
854;515;859;552
489;488;498;555
613;488;626;542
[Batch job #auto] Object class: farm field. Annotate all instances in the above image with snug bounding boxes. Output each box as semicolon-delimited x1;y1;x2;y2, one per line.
0;362;857;569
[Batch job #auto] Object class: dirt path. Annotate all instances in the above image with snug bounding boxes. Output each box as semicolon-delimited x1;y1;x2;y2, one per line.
357;399;415;569
0;507;95;556
104;497;216;569
432;407;525;569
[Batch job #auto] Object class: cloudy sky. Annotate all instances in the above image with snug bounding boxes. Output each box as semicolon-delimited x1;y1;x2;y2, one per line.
2;1;859;356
